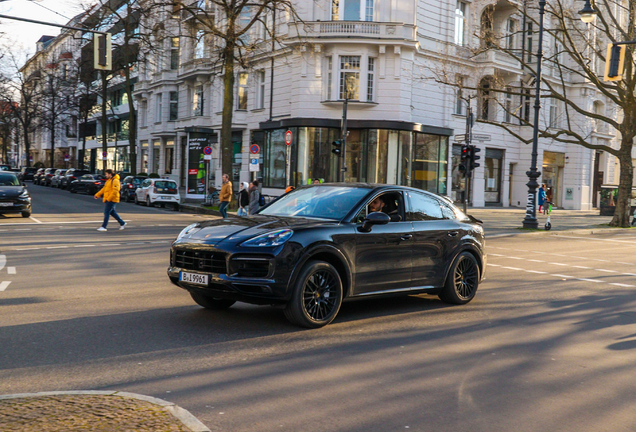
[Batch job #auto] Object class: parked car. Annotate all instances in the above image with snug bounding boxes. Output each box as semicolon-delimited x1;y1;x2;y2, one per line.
33;168;46;185
168;183;486;328
18;167;38;182
120;176;147;202
50;169;67;188
42;168;57;186
68;174;105;195
135;178;180;210
0;172;31;218
0;164;11;171
61;169;90;190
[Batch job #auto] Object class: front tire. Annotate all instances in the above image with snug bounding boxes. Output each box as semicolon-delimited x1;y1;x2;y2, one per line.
21;211;31;218
439;252;480;305
134;194;140;205
146;197;153;207
190;292;236;310
284;261;343;328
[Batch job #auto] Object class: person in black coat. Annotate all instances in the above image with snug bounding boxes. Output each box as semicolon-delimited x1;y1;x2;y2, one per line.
238;181;250;216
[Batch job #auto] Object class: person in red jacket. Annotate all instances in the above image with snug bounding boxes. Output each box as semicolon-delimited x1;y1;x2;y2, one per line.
94;169;126;231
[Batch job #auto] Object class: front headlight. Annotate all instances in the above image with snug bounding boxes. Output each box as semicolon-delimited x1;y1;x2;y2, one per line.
19;191;30;199
176;223;199;241
241;229;293;247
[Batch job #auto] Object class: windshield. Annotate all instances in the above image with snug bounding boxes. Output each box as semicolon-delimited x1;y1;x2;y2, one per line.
259;186;371;220
0;174;20;186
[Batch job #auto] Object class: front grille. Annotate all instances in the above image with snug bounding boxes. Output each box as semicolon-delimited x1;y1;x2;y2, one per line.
173;249;227;274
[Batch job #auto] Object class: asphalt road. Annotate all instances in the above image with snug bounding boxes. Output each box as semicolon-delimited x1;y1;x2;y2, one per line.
2;184;636;432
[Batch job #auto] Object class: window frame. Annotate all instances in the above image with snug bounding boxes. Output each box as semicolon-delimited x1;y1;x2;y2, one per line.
170;37;180;70
237;72;249;110
339;55;361;100
332;0;374;22
256;70;266;109
406;191;446;222
155;93;162;123
455;1;468;46
169;91;179;121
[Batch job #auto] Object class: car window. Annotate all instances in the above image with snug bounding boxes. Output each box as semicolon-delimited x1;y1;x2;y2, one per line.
259;186;371;220
355;192;406;223
0;174;19;186
80;174;91;180
154;181;177;192
142;180;151;187
407;192;445;221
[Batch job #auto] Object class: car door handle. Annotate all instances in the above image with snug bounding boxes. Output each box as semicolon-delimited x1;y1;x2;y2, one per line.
448;231;459;237
401;234;413;241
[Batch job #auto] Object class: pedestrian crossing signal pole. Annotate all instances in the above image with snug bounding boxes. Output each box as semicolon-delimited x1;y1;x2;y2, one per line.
462;106;474;214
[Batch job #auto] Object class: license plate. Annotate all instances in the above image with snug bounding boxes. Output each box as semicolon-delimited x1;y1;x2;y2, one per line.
179;271;208;286
0;202;12;207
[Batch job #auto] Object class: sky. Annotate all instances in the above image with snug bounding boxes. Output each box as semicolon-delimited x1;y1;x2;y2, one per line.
0;0;84;55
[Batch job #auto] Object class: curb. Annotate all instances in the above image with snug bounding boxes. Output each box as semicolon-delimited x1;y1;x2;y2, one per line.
487;226;635;238
0;391;210;432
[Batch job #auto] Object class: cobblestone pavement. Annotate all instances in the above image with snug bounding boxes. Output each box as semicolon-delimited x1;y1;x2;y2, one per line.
0;394;193;432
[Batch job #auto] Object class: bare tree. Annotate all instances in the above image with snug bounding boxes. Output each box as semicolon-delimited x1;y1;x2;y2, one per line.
431;0;636;227
174;0;299;180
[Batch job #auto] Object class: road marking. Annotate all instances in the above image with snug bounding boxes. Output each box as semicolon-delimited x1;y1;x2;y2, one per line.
577;278;603;283
551;263;568;266
0;255;4;270
551;274;572;279
555;235;636;244
73;245;96;248
13;228;31;231
0;219;132;226
46;246;68;249
572;265;590;269
0;281;10;291
29;217;42;224
610;283;636;288
502;266;523;271
487;263;501;267
595;269;617;273
525;270;547;274
528;259;545;263
7;267;16;275
15;248;39;251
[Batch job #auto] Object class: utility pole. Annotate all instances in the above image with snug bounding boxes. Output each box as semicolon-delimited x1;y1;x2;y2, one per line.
101;71;108;173
340;94;348;183
463;105;474;213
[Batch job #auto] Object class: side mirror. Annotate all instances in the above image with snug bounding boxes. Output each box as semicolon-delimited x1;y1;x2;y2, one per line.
358;211;391;232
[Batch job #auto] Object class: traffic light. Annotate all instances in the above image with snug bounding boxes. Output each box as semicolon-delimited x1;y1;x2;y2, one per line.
604;43;625;82
469;145;481;171
93;33;112;71
332;140;342;156
458;144;469;175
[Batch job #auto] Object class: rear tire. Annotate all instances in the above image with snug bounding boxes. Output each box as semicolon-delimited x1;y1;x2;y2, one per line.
284;261;343;328
439;252;480;305
190;292;236;310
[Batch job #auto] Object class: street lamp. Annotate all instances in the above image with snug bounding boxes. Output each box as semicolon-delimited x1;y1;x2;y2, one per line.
578;0;597;23
522;0;547;229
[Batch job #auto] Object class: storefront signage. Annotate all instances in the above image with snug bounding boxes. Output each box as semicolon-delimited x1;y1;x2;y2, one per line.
187;132;216;195
285;130;292;146
188;169;199;175
250;144;260;154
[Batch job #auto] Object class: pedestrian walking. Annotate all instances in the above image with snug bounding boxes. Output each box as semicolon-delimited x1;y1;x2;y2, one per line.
94;169;126;232
538;183;547;213
249;180;260;215
219;173;232;219
237;181;249;216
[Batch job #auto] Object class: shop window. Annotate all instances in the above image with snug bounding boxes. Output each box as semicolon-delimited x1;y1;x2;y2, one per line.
264;129;288;188
485;148;504;203
339;56;360;100
412;134;447;194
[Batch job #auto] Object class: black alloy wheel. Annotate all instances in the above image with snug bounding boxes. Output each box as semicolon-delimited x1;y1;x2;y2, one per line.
284;261;343;328
190;292;236;310
439;251;480;305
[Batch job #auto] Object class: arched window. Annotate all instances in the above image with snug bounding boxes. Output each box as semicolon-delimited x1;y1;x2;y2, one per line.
481;6;495;49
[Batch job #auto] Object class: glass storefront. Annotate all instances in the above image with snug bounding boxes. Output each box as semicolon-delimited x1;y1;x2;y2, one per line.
262;127;448;193
484;148;504;204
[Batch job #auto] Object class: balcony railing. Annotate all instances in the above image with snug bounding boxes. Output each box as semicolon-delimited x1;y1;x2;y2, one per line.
289;21;417;42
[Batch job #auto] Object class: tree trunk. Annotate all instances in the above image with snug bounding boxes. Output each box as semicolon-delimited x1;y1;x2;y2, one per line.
125;66;137;175
23;124;31;167
49;120;55;169
221;43;236;185
610;146;634;227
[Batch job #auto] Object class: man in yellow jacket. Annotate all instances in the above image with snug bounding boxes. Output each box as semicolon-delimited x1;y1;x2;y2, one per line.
219;173;232;219
94;169;126;231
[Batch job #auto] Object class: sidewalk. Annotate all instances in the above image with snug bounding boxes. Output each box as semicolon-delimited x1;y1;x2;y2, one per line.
467;207;623;236
0;391;210;432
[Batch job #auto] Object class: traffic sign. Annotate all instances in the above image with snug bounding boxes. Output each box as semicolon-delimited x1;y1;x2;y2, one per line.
102;151;107;157
203;146;212;155
250;144;260;154
285;130;292;146
249;158;259;172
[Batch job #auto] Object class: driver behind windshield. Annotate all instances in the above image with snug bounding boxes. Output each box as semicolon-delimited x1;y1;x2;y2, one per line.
368;197;386;213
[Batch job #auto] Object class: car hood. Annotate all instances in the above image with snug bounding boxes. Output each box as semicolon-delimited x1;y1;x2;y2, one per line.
177;215;337;245
0;186;26;198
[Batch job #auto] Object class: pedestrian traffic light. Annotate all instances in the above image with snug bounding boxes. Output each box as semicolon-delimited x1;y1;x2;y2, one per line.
332;140;343;156
469;145;481;171
458;144;469;175
604;43;625;82
93;33;112;71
